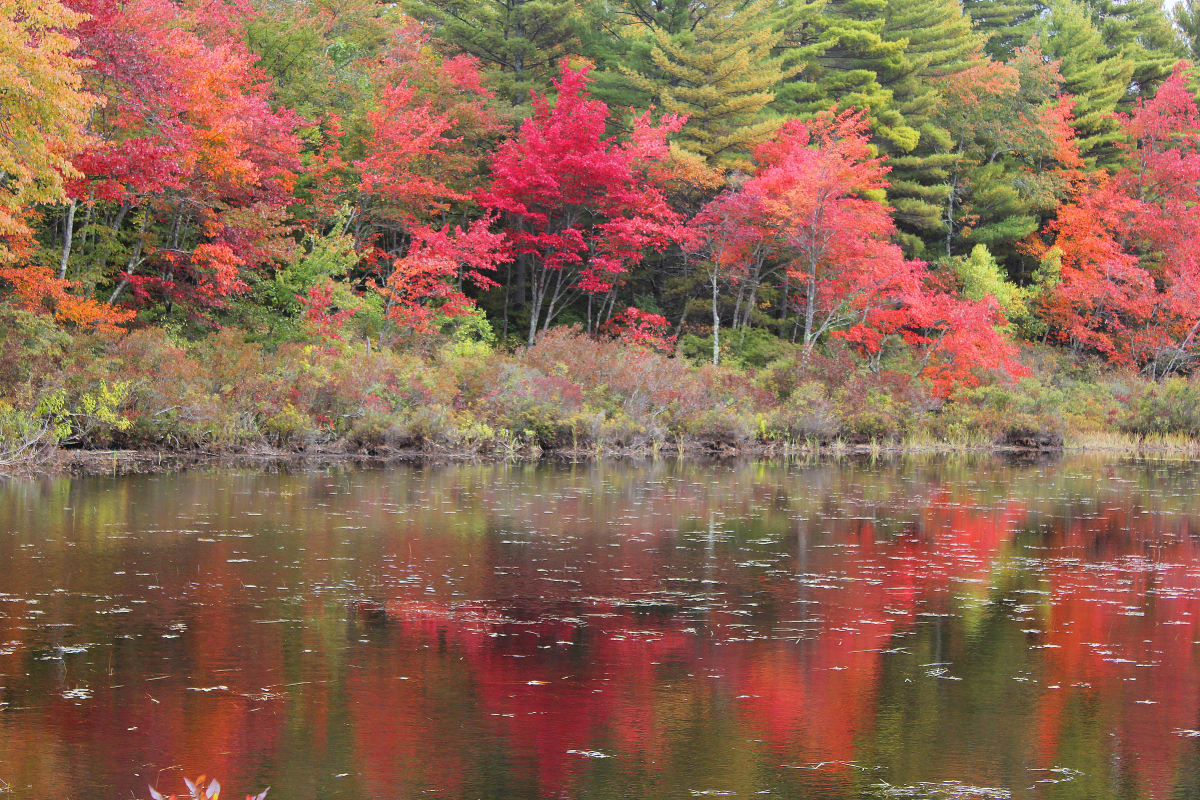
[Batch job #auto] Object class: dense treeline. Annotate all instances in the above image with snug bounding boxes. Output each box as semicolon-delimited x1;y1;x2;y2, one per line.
4;0;1200;463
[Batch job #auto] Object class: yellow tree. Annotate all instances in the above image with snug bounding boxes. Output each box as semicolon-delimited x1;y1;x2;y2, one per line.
0;0;128;332
0;0;95;260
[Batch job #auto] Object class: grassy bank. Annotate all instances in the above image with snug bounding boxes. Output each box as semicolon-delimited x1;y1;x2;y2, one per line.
4;305;1200;474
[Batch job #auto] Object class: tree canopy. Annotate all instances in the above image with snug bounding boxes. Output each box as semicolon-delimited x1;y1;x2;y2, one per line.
2;0;1199;390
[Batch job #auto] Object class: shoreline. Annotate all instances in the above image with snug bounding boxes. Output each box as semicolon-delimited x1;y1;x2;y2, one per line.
7;436;1200;478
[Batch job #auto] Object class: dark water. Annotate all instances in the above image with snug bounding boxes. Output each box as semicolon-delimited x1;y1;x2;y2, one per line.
3;458;1200;800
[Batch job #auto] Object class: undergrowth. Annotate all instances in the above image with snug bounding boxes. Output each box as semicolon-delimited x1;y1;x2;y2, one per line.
2;304;1198;469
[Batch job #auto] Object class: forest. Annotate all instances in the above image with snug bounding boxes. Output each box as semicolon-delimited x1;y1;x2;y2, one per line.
5;0;1200;464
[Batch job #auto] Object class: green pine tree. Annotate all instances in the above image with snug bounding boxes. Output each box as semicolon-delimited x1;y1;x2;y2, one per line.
401;0;581;105
773;0;917;152
1037;0;1132;164
880;0;986;253
962;0;1038;61
1174;0;1200;60
935;46;1072;267
1084;0;1182;99
623;0;794;170
962;161;1040;250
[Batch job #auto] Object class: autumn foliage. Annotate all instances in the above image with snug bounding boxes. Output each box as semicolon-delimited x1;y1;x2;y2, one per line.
147;775;267;800
481;61;686;344
601;306;677;352
1037;63;1200;378
69;0;302;312
0;0;96;254
690;109;1025;394
7;0;1200;452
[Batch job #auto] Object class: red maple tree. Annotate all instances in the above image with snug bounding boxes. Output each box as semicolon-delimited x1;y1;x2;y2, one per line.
1037;61;1200;377
480;60;686;345
347;32;506;333
69;0;302;314
690;108;1024;393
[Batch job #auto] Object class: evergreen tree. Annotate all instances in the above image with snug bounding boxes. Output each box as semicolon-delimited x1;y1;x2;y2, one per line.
773;0;917;152
962;0;1037;61
962;160;1040;250
935;47;1075;268
880;0;986;253
625;0;794;170
1174;0;1200;60
1037;0;1132;164
1084;0;1182;98
605;0;696;33
401;0;581;104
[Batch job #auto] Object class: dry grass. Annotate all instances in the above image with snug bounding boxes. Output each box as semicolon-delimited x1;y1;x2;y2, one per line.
1064;431;1200;455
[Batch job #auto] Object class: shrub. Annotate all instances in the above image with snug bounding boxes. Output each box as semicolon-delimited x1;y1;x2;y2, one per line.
928;380;1066;445
833;371;932;443
756;342;860;401
0;401;60;464
591;411;645;448
347;408;414;451
763;381;839;442
685;406;751;447
262;402;317;448
1120;377;1200;437
523;327;700;438
724;327;798;368
0;304;72;388
678;328;798;369
485;364;586;448
404;403;459;446
7;298;1196;464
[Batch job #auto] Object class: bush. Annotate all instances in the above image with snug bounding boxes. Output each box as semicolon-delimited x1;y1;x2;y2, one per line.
927;379;1066;445
833;371;932;443
0;305;72;388
678;328;799;369
480;363;585;448
0;401;59;464
1120;377;1200;437
763;381;839;442
524;327;701;440
685;407;752;447
403;403;460;446
346;408;414;451
9;300;1200;465
262;402;317;448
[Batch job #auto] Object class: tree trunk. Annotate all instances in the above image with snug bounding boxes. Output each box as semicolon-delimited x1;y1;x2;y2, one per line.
78;202;94;257
108;213;149;304
501;259;511;342
58;200;77;280
711;271;721;366
514;250;527;310
732;281;744;335
945;176;957;258
802;273;817;360
778;270;789;331
527;269;544;347
740;279;759;345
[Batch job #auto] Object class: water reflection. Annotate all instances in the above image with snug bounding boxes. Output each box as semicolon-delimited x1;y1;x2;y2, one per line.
2;457;1200;799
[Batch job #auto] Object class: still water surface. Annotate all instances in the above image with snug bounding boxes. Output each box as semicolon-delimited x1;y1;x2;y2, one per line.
2;458;1200;799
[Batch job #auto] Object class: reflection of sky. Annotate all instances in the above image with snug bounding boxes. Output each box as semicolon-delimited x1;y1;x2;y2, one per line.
1;457;1200;799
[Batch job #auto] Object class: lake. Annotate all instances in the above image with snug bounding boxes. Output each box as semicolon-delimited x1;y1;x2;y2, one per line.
2;457;1200;800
